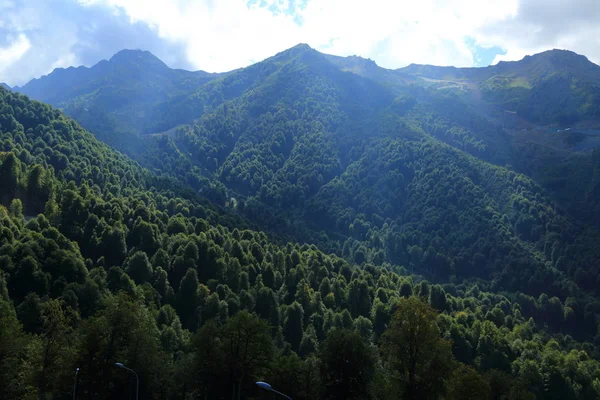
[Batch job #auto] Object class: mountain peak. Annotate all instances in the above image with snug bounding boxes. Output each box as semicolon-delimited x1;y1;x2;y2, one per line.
323;52;382;77
264;43;324;67
0;82;10;90
291;43;313;51
491;48;600;83
275;43;316;57
497;48;593;69
532;48;589;61
282;43;320;54
109;49;169;70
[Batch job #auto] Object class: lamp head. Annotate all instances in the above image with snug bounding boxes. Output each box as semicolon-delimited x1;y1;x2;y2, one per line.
256;381;272;390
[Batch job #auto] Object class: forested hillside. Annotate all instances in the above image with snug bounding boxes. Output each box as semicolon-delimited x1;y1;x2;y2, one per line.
3;68;600;399
137;45;600;302
14;50;222;155
4;43;600;400
400;49;600;124
20;45;600;224
390;51;600;223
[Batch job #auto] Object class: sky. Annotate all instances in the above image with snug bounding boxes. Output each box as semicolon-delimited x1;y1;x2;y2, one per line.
1;0;600;86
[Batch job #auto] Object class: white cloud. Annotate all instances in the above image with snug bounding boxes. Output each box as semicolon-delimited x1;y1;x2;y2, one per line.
0;34;31;75
87;0;304;72
1;0;600;85
82;0;522;72
476;0;600;65
297;0;518;67
0;0;193;85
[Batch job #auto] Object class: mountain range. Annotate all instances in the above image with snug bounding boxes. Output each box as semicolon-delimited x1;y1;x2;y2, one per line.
11;42;600;292
12;49;223;152
17;46;600;134
15;46;600;168
3;44;600;399
15;44;600;221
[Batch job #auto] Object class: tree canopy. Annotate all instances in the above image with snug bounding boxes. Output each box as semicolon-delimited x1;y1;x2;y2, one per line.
3;45;600;400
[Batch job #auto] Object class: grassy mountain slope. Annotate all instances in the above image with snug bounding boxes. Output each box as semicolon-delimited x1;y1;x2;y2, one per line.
401;49;600;124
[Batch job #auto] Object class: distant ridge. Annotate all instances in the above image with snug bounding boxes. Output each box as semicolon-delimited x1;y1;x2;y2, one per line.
10;48;225;155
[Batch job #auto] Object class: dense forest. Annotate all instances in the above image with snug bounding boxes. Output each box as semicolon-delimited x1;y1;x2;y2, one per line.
3;44;600;400
19;45;600;225
13;50;222;156
137;45;600;304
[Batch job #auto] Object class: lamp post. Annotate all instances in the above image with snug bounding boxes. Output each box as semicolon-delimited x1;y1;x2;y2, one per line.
256;381;292;400
72;367;79;400
115;362;139;400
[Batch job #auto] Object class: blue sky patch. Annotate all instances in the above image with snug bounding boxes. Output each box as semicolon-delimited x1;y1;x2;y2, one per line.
465;36;506;67
474;45;506;67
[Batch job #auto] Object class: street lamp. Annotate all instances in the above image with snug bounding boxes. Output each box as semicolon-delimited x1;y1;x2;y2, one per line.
72;367;79;400
256;381;292;400
115;362;139;400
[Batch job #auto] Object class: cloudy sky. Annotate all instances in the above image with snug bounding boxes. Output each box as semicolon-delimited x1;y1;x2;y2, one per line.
1;0;599;86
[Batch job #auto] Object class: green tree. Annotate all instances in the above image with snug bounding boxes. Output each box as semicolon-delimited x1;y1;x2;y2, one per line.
102;226;127;267
353;315;374;341
129;220;159;256
222;311;274;400
299;323;319;357
348;279;372;318
283;301;304;351
319;329;377;400
256;286;280;327
32;299;76;400
74;294;168;399
380;297;454;400
192;321;226;398
269;354;322;400
0;297;30;399
176;268;199;329
25;164;52;214
447;363;491;400
125;251;153;284
0;152;22;204
9;198;24;220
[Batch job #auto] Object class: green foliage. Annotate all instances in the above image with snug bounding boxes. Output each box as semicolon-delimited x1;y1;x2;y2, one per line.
3;47;600;399
17;50;220;156
86;47;597;323
319;329;377;400
381;297;454;399
447;364;492;400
